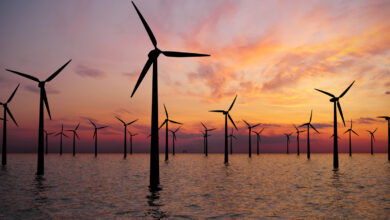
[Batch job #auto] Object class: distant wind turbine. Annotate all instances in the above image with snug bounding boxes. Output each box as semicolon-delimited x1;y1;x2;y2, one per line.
65;123;80;156
89;120;108;157
6;59;72;175
243;120;260;158
201;131;210;155
44;130;55;154
159;104;182;161
128;131;138;154
169;127;181;155
300;110;320;159
55;124;69;155
367;128;377;155
344;120;358;157
228;128;237;155
293;125;305;156
116;116;138;158
252;128;265;155
377;116;390;160
315;81;355;169
130;1;209;188
201;122;216;157
1;84;19;165
210;95;238;164
284;133;293;154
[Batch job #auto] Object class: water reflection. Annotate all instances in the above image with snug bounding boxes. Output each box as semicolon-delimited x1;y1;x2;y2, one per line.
33;176;48;203
146;186;167;219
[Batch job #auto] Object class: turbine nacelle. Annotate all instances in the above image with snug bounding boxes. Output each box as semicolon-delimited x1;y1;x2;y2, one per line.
148;48;161;59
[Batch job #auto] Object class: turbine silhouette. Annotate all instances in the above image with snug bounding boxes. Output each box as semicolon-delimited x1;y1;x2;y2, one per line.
210;95;238;164
44;130;55;154
6;59;71;175
367;128;377;155
116;116;138;158
65;123;80;156
228;128;237;155
201;131;211;155
128;131;138;154
169;127;181;155
159;104;182;161
252;128;265;155
315;81;354;169
201;122;216;157
284;133;293;154
55;124;69;155
377;116;390;160
89;120;108;157
293;125;305;156
1;84;19;165
344;120;358;157
130;1;209;189
243;120;260;158
300;110;320;159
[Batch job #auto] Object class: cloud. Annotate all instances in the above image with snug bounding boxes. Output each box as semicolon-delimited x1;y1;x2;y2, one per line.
24;85;60;94
311;123;333;129
385;91;390;95
122;71;139;80
356;117;381;124
75;64;106;78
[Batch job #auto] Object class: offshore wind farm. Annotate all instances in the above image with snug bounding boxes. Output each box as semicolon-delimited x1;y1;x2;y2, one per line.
0;0;389;219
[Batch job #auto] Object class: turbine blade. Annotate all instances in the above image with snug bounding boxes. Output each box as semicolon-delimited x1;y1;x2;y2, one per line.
242;120;250;127
309;110;313;123
163;104;168;118
5;69;40;82
252;123;261;128
377;116;390;120
42;87;52;120
162;51;210;57
131;58;153;97
126;119;138;126
209;110;224;113
352;130;359;136
314;89;335;98
75;123;80;130
259;128;265;134
45;60;72;82
115;116;125;124
208;128;216;132
98;126;108;129
228;95;237;111
159;120;167;129
175;127;181;132
7;84;20;103
89;120;96;128
373;128;377;133
76;132;80;140
201;122;207;129
337;101;345;126
169;120;182;125
5;107;18;126
310;124;320;133
339;80;355;98
132;1;157;47
293;124;298;131
344;129;350;134
228;114;238;130
62;133;69;138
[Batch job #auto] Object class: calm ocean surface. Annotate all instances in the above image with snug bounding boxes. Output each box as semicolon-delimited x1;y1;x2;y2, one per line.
0;153;389;219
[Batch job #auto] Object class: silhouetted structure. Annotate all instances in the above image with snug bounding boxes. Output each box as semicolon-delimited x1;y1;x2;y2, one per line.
159;104;182;161
210;95;238;164
300;110;320;159
130;1;209;188
252;128;265;155
116;116;137;158
89;120;108;157
44;130;55;154
128;131;138;154
6;60;72;175
169;127;181;155
293;125;305;156
1;84;19;165
201;122;216;156
367;128;377;155
65;123;80;156
200;131;210;155
344;120;358;156
55;124;68;155
243;120;260;158
284;133;293;154
377;116;390;160
228;128;237;154
315;81;354;169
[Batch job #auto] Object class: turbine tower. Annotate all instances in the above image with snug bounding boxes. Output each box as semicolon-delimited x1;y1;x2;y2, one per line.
128;131;138;155
344;120;358;156
6;59;72;175
130;1;209;189
242;120;260;158
367;128;377;155
315;81;355;169
116;116;137;158
300;110;320;159
44;130;55;154
284;133;293;154
252;128;265;155
377;116;390;160
169;127;181;155
201;122;216;157
159;104;182;161
293;125;305;156
89;120;108;157
228;128;237;155
65;123;81;156
55;124;68;155
210;95;238;164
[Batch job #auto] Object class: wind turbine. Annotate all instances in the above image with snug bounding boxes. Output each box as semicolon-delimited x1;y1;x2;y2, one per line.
169;127;181;155
315;81;355;169
377;116;390;160
243;120;260;158
89;120;108;157
65;123;80;156
200;131;208;155
55;124;68;155
116;116;138;159
367;128;377;155
300;110;320;159
130;1;209;188
6;59;72;175
201;122;216;157
344;120;358;157
159;104;182;161
228;128;237;155
252;128;265;155
1;84;19;165
44;130;55;154
284;133;293;154
210;95;238;164
128;131;138;155
293;125;305;156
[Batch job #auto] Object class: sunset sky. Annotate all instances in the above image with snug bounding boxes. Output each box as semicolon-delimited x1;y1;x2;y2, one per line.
1;0;389;154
